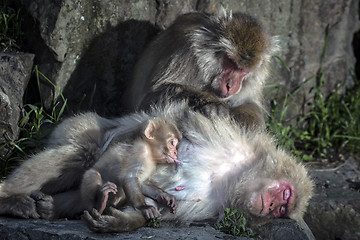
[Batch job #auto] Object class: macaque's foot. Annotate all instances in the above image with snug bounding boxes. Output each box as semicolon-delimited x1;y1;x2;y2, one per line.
139;205;161;219
82;209;117;233
2;194;40;219
96;181;118;214
156;193;177;214
30;191;55;220
82;207;147;233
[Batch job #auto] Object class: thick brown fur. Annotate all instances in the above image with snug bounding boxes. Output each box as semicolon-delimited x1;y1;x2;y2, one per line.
127;11;279;128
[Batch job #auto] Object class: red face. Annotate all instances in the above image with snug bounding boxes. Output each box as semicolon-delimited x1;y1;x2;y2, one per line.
213;56;249;98
250;181;295;218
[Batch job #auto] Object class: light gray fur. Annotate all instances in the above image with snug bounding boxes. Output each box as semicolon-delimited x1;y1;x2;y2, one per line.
0;102;312;229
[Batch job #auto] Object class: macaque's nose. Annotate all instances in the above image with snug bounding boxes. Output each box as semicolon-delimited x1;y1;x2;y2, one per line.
269;202;276;212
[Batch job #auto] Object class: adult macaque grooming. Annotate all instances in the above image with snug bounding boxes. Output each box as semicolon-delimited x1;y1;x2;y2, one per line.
128;11;279;127
80;118;180;219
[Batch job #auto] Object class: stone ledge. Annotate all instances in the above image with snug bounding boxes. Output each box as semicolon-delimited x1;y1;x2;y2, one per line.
0;217;314;240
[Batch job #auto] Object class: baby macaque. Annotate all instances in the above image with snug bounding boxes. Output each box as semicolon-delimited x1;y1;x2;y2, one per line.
80;118;181;219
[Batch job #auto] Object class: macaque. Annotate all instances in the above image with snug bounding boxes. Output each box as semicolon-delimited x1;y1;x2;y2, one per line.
80;118;180;219
0;102;312;233
0;11;312;233
127;11;279;127
81;102;313;232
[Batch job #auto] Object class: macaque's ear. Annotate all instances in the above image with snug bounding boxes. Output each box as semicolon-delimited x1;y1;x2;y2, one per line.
144;120;156;140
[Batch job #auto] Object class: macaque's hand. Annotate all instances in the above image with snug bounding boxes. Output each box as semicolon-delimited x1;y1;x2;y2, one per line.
230;102;265;128
197;101;230;118
139;205;161;219
156;193;177;214
97;181;118;214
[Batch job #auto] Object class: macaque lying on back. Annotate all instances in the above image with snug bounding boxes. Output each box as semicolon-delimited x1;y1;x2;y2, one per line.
80;118;181;219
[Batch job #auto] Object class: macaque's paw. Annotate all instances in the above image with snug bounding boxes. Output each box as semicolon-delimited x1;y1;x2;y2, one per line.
7;194;40;219
139;205;161;219
30;191;55;220
82;209;116;232
97;181;118;214
156;193;177;214
197;102;230;118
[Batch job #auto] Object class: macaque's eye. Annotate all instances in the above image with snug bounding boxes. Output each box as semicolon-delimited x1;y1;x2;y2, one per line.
279;205;286;216
169;138;178;147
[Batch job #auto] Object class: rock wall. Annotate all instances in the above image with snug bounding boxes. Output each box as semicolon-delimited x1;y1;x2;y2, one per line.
0;53;34;150
18;0;360;116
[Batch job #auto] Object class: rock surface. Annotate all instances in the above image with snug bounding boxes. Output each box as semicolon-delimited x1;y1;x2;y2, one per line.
0;216;314;240
0;53;34;155
305;158;360;240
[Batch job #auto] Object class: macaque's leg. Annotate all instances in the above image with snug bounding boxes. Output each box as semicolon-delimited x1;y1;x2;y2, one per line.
82;206;147;233
80;169;103;211
123;177;161;219
231;102;265;128
0;145;84;219
0;194;39;219
51;190;87;219
141;183;177;213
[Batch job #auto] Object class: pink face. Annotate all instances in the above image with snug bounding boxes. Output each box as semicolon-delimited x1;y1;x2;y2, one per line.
213;56;249;98
251;181;295;218
165;136;180;164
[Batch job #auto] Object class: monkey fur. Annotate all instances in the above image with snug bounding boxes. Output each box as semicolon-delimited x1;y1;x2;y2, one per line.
0;11;312;233
0;102;313;232
82;102;313;232
127;11;279;128
80;118;180;219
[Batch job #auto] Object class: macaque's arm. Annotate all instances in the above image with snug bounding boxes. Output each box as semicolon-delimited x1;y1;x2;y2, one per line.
230;102;265;129
141;183;177;213
123;177;161;219
140;83;230;117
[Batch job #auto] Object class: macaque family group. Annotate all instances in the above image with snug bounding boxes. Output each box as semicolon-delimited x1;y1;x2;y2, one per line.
0;10;313;233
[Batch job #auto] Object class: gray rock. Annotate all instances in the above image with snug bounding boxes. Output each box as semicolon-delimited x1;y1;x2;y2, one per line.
0;53;34;155
0;216;315;240
256;219;315;240
305;158;360;240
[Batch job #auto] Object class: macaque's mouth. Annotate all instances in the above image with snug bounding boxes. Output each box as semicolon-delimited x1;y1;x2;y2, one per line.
166;154;181;164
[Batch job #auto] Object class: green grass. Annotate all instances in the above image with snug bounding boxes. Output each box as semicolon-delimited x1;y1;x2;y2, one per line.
147;217;161;228
0;66;67;177
267;24;360;161
0;0;22;51
216;208;255;237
